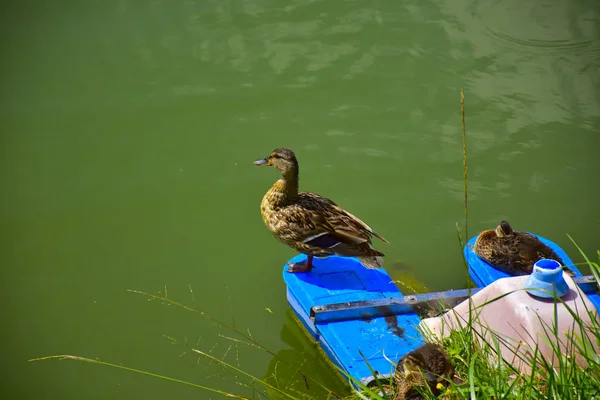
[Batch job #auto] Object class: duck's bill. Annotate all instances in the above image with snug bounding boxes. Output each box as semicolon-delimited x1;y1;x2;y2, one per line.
253;158;269;166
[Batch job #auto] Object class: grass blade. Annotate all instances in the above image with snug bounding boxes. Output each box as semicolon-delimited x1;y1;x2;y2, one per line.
28;355;250;399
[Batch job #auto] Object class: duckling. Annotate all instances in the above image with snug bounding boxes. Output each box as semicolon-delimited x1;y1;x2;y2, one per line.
254;148;388;273
473;221;575;276
395;343;455;391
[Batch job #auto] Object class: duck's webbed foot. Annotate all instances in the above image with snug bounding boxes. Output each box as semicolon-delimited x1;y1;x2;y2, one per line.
287;255;314;273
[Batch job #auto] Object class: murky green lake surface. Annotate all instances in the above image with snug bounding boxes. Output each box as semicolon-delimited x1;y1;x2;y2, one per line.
2;0;599;398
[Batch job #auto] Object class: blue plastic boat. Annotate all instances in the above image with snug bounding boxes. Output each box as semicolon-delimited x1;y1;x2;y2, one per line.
465;232;600;310
283;254;426;387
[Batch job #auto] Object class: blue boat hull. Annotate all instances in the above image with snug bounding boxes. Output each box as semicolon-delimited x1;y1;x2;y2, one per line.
283;254;425;387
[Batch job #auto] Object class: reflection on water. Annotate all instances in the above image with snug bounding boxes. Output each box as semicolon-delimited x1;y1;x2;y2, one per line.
263;310;349;399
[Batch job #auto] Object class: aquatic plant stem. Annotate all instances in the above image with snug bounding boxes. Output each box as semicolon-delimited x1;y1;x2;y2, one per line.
126;289;339;397
28;355;251;399
461;89;468;240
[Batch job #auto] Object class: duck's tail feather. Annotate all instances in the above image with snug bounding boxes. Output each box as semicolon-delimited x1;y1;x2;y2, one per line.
359;255;384;269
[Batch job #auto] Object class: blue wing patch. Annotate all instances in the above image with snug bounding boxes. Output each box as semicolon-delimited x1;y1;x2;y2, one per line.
305;233;341;249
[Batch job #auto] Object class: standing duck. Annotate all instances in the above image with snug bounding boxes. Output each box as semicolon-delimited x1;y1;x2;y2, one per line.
473;220;575;276
254;148;388;273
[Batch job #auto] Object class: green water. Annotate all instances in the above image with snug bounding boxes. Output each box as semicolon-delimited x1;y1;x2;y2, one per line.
2;0;599;398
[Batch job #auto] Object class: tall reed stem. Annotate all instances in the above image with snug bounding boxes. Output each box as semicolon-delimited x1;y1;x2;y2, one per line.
461;89;468;240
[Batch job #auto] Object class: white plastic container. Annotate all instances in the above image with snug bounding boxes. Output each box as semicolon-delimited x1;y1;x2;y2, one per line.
420;274;600;374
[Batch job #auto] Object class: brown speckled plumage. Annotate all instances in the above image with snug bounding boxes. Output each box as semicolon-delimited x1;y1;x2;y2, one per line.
473;221;575;276
395;343;454;386
393;374;428;400
255;148;387;272
393;343;455;399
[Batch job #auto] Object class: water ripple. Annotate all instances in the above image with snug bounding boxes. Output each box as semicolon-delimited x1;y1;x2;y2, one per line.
483;27;600;57
337;147;390;158
437;0;600;139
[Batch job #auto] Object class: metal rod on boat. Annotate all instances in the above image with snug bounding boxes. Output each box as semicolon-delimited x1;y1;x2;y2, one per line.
310;275;598;324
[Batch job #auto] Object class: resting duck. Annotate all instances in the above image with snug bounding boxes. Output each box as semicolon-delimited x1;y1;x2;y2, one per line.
254;148;388;273
395;343;454;385
473;220;575;276
394;343;455;399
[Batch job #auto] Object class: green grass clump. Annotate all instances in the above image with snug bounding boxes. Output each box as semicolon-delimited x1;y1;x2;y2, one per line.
346;305;600;399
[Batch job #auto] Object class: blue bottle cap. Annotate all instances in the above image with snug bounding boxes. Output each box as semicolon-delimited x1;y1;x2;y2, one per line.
524;259;569;298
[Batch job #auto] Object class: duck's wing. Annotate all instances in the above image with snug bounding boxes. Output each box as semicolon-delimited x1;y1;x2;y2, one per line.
292;192;386;257
334;208;389;243
514;233;564;263
299;192;388;243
